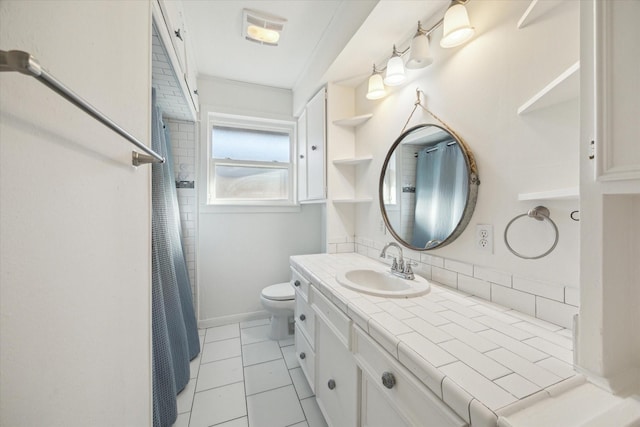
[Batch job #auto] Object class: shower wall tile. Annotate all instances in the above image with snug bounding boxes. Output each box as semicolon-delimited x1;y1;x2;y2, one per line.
166;118;198;309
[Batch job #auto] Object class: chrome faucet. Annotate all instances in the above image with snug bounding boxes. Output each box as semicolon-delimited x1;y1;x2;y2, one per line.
380;242;415;280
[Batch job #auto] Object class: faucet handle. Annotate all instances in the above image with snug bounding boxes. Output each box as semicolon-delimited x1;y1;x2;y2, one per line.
390;256;398;271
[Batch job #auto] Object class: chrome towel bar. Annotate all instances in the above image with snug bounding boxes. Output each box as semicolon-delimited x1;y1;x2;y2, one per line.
0;50;164;166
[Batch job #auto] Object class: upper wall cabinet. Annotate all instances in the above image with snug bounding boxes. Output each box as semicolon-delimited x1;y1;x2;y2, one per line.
153;0;199;119
593;0;640;185
298;88;327;202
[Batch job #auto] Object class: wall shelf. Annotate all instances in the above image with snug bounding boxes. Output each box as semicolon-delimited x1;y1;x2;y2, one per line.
517;61;580;115
332;114;373;128
518;187;579;201
332;198;373;204
517;0;561;29
332;155;373;166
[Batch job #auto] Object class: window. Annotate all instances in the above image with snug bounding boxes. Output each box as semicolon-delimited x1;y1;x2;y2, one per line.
207;114;295;207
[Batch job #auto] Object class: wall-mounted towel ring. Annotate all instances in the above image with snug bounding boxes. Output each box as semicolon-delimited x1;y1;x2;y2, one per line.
504;206;559;259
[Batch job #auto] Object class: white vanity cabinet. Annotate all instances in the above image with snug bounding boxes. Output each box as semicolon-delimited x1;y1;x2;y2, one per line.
312;287;358;427
292;268;316;392
354;327;466;427
291;264;465;427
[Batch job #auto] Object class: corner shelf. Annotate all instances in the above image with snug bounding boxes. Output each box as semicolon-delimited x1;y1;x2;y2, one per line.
517;61;580;115
332;198;373;204
518;187;579;201
517;0;561;29
332;155;373;166
332;114;373;128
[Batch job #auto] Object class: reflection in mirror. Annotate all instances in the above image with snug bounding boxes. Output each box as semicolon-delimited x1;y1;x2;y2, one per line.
380;124;479;250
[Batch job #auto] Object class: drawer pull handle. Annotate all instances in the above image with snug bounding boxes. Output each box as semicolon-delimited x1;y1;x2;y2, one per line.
294;280;301;287
299;314;306;321
299;352;306;360
381;372;396;389
327;379;336;390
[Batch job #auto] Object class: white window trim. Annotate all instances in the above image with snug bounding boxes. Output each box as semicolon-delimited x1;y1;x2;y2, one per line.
203;112;298;213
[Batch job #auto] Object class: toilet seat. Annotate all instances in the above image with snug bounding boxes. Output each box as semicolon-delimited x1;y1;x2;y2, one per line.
261;282;294;301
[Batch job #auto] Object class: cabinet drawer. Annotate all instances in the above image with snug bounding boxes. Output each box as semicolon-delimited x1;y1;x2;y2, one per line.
311;286;351;349
353;326;466;427
295;291;315;347
295;323;315;392
291;267;310;300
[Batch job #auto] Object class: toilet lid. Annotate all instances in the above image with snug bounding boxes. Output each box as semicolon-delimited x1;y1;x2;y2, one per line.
262;282;295;301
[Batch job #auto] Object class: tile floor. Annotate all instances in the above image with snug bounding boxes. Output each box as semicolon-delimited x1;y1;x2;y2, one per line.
172;318;328;427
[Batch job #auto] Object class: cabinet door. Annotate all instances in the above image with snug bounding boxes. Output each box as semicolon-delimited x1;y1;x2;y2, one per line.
158;0;187;75
297;110;308;201
593;0;640;184
305;88;326;200
316;318;357;427
361;374;409;427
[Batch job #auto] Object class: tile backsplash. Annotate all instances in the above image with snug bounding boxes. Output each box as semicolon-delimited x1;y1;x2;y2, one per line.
352;236;579;329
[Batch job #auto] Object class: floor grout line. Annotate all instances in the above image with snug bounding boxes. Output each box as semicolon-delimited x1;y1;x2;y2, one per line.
179;323;322;427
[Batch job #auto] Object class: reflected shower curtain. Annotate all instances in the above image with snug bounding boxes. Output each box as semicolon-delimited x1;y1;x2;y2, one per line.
151;89;200;427
411;142;467;248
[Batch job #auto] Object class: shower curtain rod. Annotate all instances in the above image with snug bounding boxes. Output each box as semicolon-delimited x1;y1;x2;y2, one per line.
0;50;165;166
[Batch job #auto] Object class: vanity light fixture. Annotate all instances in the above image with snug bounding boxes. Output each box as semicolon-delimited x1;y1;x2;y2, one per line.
242;9;286;46
384;45;406;86
406;21;433;69
440;1;475;48
366;64;387;100
365;1;475;100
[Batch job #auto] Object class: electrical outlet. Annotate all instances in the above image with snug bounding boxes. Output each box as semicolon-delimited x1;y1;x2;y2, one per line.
476;224;493;253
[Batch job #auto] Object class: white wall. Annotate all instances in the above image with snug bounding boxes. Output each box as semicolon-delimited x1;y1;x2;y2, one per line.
0;1;152;425
349;1;580;319
196;76;324;326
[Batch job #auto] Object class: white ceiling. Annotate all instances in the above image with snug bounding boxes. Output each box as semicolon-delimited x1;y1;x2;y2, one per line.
183;0;348;89
182;0;450;92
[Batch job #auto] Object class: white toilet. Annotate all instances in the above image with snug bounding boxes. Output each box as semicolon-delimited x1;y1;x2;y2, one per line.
260;282;295;340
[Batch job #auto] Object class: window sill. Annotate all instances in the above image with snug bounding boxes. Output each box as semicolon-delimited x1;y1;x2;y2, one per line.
200;203;302;214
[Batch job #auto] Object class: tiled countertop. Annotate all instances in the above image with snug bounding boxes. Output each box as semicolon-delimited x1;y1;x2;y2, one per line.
291;253;581;426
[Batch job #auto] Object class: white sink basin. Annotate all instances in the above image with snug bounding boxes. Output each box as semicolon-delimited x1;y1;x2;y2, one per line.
336;268;431;298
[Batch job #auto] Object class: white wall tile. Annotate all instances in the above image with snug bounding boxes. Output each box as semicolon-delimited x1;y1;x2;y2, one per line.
432;266;458;288
535;297;578;329
564;286;580;307
513;276;564;302
491;284;536;316
458;275;491;300
444;259;474;276
473;266;512;288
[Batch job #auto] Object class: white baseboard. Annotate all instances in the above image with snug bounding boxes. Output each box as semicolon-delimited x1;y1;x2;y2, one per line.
198;310;270;329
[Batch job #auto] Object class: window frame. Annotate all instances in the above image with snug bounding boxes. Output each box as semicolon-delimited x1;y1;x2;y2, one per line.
205;112;297;210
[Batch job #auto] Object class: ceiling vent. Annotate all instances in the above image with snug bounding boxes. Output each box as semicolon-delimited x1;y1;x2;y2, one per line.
242;9;286;46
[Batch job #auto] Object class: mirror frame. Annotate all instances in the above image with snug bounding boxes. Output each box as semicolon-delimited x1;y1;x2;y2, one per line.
378;123;480;251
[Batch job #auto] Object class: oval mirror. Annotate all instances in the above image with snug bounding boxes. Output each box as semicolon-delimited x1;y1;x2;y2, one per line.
379;124;479;250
